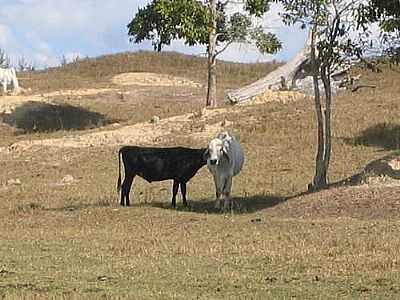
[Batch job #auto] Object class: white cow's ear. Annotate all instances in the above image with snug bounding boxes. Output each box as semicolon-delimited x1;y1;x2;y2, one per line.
203;149;210;160
217;132;227;140
222;141;231;160
222;141;230;156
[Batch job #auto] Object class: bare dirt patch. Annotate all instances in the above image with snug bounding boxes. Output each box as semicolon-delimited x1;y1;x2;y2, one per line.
0;88;116;114
2;89;304;152
112;72;202;88
3;110;231;151
0;95;50;114
238;90;307;106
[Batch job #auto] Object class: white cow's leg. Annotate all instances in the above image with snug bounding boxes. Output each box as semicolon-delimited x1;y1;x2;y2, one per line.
223;176;233;210
214;174;224;209
215;189;223;209
215;195;221;209
223;197;230;211
2;82;6;94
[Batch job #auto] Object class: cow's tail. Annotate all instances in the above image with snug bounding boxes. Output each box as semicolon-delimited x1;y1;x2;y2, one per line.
117;149;122;192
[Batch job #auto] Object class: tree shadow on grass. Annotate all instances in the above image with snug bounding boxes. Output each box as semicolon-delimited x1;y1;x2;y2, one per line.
344;122;400;151
0;101;115;133
147;194;287;214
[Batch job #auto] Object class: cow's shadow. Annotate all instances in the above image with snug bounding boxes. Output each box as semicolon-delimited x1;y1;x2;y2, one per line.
147;194;287;214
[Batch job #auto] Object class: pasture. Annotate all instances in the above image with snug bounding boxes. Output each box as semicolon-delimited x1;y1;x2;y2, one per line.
0;51;399;299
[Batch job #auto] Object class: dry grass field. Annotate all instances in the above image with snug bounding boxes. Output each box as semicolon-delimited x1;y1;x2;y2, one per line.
0;51;400;299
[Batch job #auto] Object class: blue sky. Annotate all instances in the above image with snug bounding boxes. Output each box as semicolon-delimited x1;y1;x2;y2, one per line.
0;0;307;68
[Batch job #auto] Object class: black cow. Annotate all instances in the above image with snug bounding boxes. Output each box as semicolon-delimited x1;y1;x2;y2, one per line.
117;146;207;207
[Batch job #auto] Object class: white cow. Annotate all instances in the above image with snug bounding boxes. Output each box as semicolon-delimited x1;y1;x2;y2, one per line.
206;131;244;210
0;67;19;94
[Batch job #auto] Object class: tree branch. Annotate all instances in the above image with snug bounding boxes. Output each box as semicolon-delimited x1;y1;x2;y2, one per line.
215;40;234;57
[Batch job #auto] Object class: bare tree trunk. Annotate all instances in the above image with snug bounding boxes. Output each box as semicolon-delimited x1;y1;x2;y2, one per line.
321;67;332;181
206;0;217;107
207;51;217;107
310;25;327;191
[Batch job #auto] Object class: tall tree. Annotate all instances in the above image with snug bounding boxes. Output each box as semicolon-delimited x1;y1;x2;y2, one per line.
127;0;281;107
277;0;362;190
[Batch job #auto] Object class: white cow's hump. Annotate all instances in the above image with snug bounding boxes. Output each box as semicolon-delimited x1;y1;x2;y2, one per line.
230;137;244;176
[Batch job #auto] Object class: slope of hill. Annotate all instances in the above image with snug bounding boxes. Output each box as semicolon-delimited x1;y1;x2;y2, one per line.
0;51;399;299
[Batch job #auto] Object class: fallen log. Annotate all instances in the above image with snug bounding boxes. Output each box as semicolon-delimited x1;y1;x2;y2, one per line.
226;31;369;104
226;45;312;103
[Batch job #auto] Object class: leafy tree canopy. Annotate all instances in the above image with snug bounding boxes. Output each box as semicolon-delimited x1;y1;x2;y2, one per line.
127;0;281;55
357;0;400;62
127;0;212;51
362;0;400;32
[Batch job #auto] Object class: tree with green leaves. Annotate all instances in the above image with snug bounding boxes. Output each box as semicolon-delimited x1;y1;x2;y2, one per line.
358;0;400;62
360;0;400;32
127;0;282;107
277;0;363;190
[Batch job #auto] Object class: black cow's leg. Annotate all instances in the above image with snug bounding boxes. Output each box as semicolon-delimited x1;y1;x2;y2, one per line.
180;182;187;207
120;186;125;206
171;180;179;208
121;174;135;206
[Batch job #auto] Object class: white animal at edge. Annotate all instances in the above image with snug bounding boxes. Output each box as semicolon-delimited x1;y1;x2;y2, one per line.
206;131;244;210
0;67;19;94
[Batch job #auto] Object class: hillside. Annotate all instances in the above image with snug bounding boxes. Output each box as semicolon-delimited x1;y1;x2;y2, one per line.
0;51;399;299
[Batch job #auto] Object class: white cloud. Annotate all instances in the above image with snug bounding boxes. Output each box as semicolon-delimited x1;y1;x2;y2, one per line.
0;24;13;46
0;0;306;69
0;0;143;67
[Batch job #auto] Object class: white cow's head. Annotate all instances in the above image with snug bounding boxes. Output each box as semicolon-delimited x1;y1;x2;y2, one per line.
206;137;230;166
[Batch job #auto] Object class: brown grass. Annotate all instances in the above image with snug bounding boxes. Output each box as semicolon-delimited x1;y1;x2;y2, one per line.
19;51;280;95
0;52;400;299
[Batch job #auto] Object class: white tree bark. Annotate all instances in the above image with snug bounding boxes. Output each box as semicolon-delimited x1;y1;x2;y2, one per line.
226;31;313;104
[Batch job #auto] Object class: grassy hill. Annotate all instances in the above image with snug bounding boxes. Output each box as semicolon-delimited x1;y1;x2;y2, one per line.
0;51;399;299
19;51;281;95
